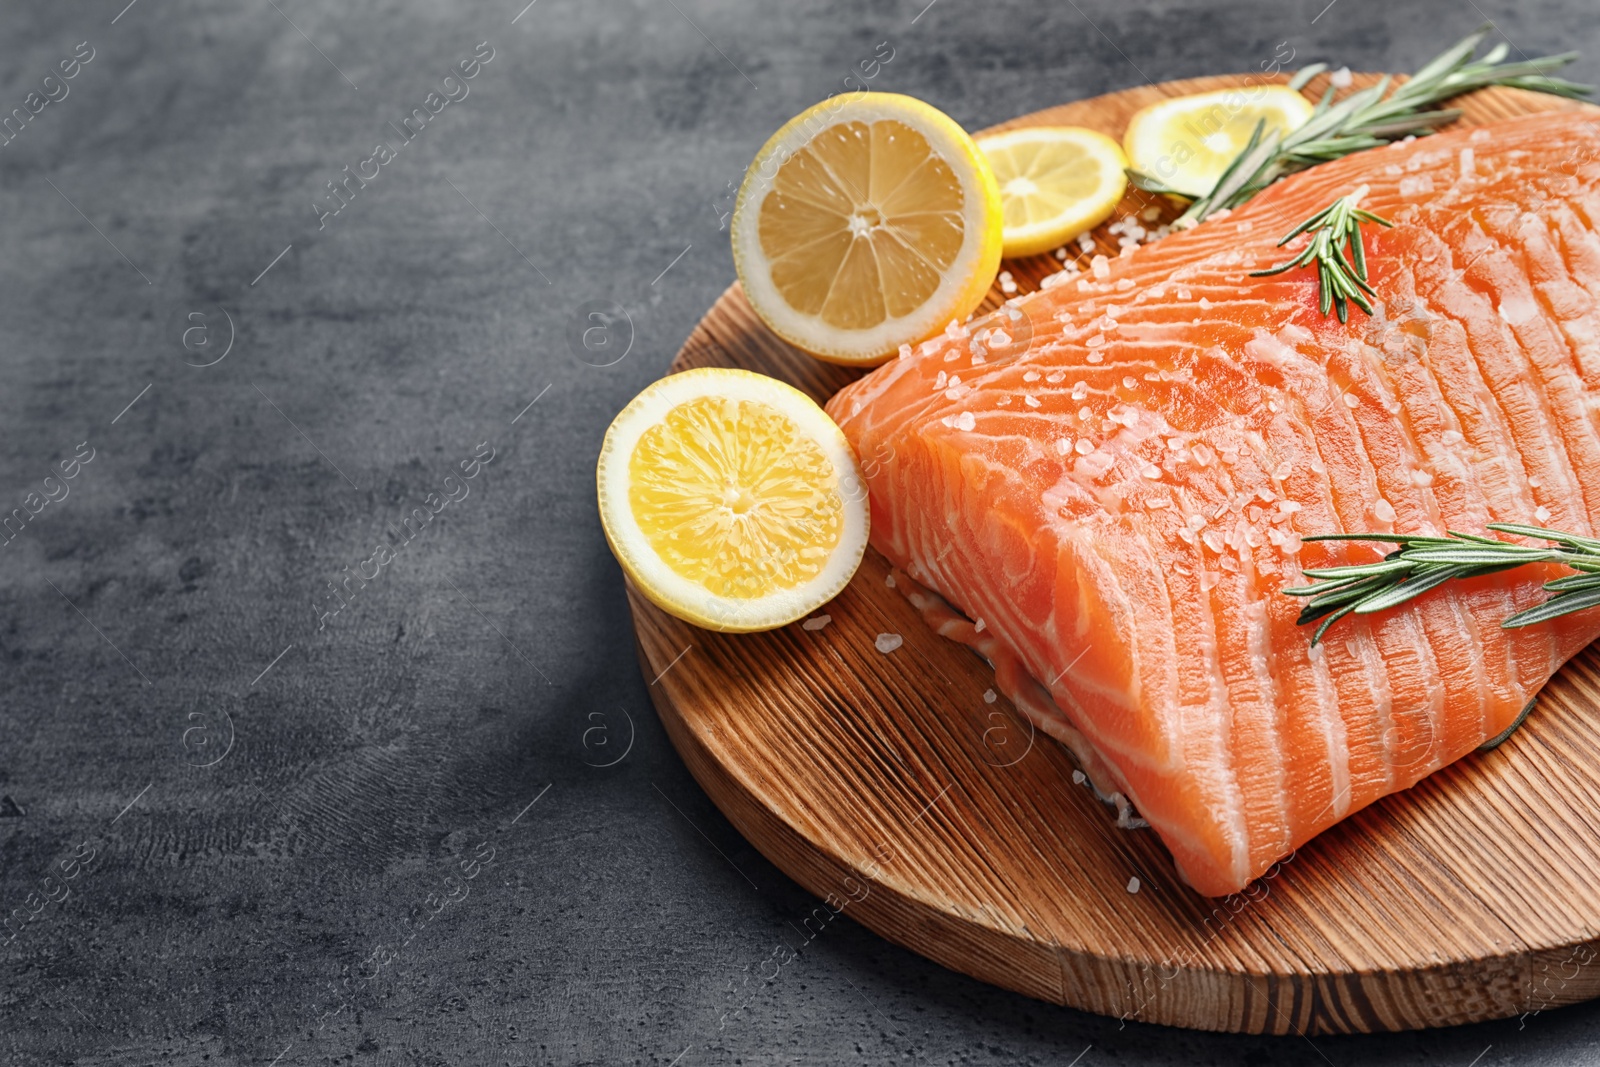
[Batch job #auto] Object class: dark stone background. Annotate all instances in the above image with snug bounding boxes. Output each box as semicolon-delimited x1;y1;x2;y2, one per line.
2;0;1596;1063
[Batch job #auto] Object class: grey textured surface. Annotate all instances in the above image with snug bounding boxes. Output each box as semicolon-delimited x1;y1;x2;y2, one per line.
2;0;1598;1064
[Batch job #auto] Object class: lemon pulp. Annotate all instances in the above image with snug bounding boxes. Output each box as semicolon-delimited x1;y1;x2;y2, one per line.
628;395;844;599
976;126;1128;257
732;93;1002;366
759;119;966;330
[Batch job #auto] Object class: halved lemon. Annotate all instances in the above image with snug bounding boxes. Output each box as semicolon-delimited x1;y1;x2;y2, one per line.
597;367;869;633
975;126;1129;258
731;93;1003;366
1123;86;1315;199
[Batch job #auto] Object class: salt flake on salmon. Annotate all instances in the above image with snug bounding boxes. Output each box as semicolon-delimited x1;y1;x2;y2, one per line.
827;110;1600;896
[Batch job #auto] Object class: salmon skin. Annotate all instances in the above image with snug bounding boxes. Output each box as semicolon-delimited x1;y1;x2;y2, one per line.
826;110;1600;897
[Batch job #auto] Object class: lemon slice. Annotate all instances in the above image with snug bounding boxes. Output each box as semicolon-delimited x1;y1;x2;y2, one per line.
597;367;869;633
1123;86;1315;198
731;93;1003;366
976;126;1129;258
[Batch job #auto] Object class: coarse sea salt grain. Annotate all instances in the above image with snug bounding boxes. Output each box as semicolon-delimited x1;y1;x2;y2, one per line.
874;633;904;654
1373;498;1396;523
885;572;897;588
974;618;986;632
1071;769;1087;785
802;615;832;631
983;688;997;704
1400;174;1435;198
1025;395;1041;408
1091;255;1111;280
955;411;976;431
1536;505;1552;522
1055;438;1071;455
1078;452;1114;478
1126;876;1141;894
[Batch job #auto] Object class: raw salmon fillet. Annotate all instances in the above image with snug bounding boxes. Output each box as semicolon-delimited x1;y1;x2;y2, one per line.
826;109;1600;896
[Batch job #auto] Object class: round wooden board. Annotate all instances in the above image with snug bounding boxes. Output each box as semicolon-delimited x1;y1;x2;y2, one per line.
631;73;1600;1034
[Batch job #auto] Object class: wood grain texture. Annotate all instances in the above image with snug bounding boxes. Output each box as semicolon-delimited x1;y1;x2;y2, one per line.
630;74;1600;1034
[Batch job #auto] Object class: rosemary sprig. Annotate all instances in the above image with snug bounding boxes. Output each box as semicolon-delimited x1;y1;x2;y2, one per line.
1130;26;1592;226
1283;523;1600;645
1250;188;1392;322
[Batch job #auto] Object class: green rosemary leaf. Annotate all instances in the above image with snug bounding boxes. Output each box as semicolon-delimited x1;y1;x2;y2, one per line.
1312;603;1359;645
1305;534;1408;543
1443;529;1507;545
1409;28;1488;84
1122;169;1200;199
1287;63;1328;92
1478;696;1537;751
1282;578;1360;597
1489;522;1600;552
1497;73;1592;99
1298;558;1415;581
1398;545;1557;565
1542;572;1600;592
1350;565;1468;613
1303;581;1394;616
1302;578;1412;625
1503;584;1600;628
